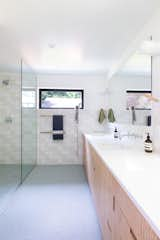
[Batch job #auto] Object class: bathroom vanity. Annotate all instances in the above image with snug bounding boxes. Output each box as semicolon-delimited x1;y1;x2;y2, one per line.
83;134;160;240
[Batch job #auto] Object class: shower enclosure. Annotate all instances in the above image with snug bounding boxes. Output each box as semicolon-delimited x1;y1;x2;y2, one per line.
0;59;37;212
21;61;37;181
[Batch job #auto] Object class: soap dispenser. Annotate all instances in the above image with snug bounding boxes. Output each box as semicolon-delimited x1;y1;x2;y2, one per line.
114;127;119;139
144;133;153;153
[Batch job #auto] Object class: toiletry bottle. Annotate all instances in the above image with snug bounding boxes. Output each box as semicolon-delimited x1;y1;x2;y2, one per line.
144;133;153;153
114;127;118;139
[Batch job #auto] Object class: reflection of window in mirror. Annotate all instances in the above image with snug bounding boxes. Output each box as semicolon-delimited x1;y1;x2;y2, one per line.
126;90;151;110
22;89;36;108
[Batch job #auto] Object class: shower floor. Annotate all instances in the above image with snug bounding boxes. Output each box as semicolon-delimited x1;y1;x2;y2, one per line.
0;165;102;240
0;165;20;212
0;164;34;213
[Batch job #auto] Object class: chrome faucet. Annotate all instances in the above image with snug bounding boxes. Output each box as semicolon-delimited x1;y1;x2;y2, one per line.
131;106;136;125
75;105;79;124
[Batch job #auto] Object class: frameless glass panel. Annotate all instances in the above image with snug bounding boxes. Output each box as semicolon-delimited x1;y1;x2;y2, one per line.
0;58;21;211
21;60;37;182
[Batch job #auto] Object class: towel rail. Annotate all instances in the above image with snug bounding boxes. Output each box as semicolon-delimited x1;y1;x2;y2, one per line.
40;114;65;117
40;130;65;134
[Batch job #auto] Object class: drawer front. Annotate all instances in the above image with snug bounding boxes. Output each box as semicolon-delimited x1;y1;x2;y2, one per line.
89;144;115;239
90;145;105;216
82;135;88;180
116;205;135;240
102;219;112;240
101;171;114;239
117;184;159;240
85;142;95;190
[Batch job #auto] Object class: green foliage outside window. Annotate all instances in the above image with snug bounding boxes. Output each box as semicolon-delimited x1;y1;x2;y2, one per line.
41;91;81;101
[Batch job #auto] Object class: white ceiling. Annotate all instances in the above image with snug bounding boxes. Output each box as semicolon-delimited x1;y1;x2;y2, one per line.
0;0;160;74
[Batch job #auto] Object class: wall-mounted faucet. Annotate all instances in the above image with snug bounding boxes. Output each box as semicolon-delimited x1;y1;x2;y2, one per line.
4;116;13;124
75;104;80;124
131;106;136;125
2;79;10;86
75;104;81;159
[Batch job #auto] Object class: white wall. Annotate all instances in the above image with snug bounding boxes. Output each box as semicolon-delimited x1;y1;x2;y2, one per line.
37;73;107;165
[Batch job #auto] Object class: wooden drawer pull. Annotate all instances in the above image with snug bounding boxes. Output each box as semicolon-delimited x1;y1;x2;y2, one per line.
107;220;112;232
130;228;137;240
113;195;115;211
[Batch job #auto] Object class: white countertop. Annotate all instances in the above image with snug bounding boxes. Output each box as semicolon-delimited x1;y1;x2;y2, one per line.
84;133;160;238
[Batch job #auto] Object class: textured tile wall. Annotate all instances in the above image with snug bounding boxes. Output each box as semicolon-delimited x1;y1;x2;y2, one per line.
0;72;37;165
37;74;107;165
22;108;37;164
0;73;21;164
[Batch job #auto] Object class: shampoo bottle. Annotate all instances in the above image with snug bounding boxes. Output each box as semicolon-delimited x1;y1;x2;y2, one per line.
144;133;153;153
114;127;118;139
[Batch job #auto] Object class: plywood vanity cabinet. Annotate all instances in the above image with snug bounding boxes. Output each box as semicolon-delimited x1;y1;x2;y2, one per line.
83;136;160;240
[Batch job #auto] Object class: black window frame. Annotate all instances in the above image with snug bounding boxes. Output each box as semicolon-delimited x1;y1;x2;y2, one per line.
39;89;84;109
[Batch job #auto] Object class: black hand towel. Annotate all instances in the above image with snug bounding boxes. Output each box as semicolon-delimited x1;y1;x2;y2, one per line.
53;115;63;140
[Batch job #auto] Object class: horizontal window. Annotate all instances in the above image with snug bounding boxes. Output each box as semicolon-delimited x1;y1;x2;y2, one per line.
39;89;84;109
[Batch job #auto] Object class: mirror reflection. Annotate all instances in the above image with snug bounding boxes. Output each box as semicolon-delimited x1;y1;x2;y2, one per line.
108;49;152;126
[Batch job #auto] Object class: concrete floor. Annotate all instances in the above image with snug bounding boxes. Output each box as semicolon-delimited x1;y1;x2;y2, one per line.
0;164;35;214
0;165;102;240
0;165;20;196
0;165;20;213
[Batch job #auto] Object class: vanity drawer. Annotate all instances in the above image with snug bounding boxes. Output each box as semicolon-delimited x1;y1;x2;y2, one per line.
83;136;160;240
117;184;159;240
116;204;136;240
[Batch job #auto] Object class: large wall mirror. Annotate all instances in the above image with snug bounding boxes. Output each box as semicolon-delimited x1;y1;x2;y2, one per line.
108;42;152;126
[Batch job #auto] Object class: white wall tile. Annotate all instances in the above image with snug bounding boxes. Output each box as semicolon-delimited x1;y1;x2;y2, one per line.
37;74;107;165
0;73;21;164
